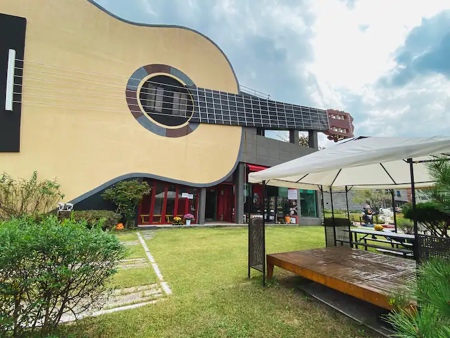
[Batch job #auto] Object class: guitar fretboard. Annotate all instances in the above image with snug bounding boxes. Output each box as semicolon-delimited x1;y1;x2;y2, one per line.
189;87;329;131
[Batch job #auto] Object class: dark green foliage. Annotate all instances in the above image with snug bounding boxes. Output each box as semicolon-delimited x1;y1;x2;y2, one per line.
428;157;450;215
386;259;450;338
0;216;127;337
60;210;121;231
396;218;414;234
403;202;449;237
101;180;151;228
0;171;64;221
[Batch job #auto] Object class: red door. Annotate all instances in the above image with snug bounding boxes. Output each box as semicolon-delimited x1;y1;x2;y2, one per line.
217;184;234;222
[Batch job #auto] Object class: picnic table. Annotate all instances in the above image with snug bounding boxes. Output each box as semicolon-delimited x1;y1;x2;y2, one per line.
348;228;415;258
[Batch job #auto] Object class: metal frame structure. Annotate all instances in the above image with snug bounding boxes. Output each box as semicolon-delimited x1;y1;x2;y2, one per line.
248;181;266;286
248;157;450;286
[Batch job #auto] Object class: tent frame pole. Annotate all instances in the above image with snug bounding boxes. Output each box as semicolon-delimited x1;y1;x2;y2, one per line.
247;181;252;279
262;180;267;286
330;187;336;246
391;189;398;233
345;186;352;246
407;158;419;263
319;186;327;246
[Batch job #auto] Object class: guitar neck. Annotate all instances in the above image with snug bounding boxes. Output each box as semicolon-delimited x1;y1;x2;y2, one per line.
189;87;329;131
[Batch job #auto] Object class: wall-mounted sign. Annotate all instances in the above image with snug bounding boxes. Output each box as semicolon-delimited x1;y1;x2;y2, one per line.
288;189;298;200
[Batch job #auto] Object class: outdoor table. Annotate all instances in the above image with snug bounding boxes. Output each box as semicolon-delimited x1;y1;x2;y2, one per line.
348;228;415;258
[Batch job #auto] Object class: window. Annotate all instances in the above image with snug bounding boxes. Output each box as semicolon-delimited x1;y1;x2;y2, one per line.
300;190;317;218
139;75;193;126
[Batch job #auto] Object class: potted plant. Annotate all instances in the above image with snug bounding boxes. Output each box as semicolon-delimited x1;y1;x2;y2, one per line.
172;216;183;226
184;213;194;226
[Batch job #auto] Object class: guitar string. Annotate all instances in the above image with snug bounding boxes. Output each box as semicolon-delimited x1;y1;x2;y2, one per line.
11;77;326;128
10;100;331;133
14;59;324;110
10;83;327;130
11;83;313;120
9;100;293;131
10;63;335;129
12;60;328;124
9;99;338;134
12;73;313;116
10;100;200;121
12;68;316;117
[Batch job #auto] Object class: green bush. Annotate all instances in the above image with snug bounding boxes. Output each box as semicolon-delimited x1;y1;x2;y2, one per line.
60;210;121;231
403;202;449;237
386;259;450;337
0;216;127;337
396;218;414;234
101;180;151;228
0;171;64;221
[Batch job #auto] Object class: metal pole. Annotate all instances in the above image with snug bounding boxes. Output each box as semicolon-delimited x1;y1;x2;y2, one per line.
330;187;336;246
247;182;252;279
262;180;266;286
408;159;419;263
391;189;398;233
320;186;327;246
345;186;351;222
345;186;352;246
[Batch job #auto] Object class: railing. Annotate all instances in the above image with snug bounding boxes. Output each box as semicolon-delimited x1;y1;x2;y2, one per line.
240;85;270;100
417;234;450;263
323;217;351;247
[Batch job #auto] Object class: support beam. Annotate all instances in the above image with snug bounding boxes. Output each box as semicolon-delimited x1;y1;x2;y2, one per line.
289;129;299;144
308;130;319;150
235;163;245;224
198;188;206;225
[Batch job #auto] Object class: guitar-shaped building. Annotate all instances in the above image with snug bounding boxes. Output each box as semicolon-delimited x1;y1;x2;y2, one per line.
0;0;354;225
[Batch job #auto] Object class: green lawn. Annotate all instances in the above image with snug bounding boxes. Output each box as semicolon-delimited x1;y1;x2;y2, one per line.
60;226;380;338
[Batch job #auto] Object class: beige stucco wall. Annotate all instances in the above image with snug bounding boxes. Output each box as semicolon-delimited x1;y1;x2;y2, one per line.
0;0;242;202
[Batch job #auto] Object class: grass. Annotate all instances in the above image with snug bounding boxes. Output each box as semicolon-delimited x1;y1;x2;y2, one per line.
59;226;380;338
109;267;158;289
107;232;158;289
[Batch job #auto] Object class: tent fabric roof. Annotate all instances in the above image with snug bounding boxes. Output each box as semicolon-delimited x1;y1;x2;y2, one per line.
248;136;450;190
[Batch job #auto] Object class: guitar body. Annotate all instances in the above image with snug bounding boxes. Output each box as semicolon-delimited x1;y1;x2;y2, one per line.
0;0;242;202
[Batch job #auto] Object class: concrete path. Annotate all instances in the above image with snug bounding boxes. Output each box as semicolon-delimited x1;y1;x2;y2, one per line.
60;231;169;322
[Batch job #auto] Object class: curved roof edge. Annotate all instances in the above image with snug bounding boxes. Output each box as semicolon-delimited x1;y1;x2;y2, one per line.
88;0;240;93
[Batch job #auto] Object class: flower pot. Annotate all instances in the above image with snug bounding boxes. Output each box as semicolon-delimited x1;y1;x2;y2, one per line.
186;219;191;226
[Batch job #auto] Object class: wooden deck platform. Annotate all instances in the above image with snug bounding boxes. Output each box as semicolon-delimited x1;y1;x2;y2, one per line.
267;247;416;310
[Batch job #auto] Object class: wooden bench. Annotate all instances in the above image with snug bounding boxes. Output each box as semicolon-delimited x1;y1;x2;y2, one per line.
376;248;414;258
362;237;412;249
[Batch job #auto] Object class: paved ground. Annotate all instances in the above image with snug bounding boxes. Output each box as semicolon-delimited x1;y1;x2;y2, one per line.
61;231;169;323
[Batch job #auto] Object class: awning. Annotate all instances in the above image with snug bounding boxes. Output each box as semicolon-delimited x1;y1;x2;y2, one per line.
247;164;269;172
248;136;450;190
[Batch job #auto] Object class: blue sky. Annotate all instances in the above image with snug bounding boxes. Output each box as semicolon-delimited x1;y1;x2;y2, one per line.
94;0;450;146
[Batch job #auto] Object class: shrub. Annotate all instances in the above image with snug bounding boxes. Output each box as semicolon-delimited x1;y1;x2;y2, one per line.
59;210;121;231
101;180;151;228
396;218;414;234
403;202;449;237
0;171;64;221
386;258;450;337
0;216;127;337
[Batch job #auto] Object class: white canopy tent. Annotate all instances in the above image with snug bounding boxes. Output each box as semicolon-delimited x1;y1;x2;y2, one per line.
248;136;450;190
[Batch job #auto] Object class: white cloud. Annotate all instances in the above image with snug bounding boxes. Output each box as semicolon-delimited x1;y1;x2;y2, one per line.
95;0;450;145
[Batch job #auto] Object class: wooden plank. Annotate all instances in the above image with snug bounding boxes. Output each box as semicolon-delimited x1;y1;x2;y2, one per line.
267;247;416;310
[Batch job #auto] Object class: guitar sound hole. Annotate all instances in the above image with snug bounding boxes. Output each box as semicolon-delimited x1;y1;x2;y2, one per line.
139;75;193;127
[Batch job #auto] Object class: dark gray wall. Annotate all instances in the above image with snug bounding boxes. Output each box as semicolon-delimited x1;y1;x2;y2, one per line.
241;128;316;166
